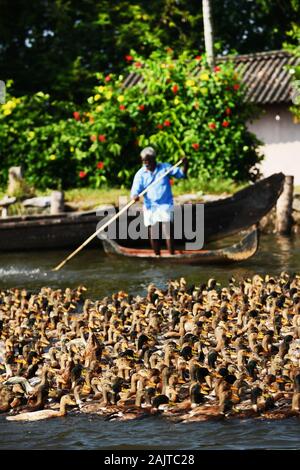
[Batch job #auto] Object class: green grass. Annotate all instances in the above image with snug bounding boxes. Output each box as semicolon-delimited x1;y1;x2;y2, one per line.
63;187;130;210
3;176;292;212
173;177;246;197
0;178;251;212
62;178;247;210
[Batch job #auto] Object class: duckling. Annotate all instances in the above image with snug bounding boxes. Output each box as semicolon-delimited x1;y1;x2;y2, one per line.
189;382;205;406
207;349;218;369
3;376;34;396
152;394;169;410
279;335;294;360
70;363;83;388
250;386;263;412
161;366;172;395
25;383;49;412
163;341;178;367
246;359;258;380
177;402;222;423
165;374;180;402
292;373;300;411
0;385;15;412
6;394;76;421
262;330;274;354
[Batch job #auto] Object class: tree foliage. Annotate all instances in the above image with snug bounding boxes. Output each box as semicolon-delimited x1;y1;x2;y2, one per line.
0;0;299;101
0;52;262;189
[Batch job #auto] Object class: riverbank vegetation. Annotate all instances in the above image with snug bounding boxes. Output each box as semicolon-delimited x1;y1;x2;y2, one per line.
0;177;245;212
0;1;299;193
0;52;262;191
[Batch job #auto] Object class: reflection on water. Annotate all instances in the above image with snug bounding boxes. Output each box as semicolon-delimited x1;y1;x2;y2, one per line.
0;233;299;450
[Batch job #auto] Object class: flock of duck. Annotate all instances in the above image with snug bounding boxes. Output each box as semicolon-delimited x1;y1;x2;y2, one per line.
1;272;300;423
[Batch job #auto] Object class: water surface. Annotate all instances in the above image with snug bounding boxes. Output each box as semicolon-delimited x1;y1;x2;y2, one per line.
0;234;299;298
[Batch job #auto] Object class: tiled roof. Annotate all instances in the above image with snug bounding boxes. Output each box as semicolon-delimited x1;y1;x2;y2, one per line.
123;50;300;105
219;50;299;104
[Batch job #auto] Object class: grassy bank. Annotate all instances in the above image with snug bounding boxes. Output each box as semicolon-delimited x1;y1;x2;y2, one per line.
63;178;246;210
0;177;247;212
1;179;299;213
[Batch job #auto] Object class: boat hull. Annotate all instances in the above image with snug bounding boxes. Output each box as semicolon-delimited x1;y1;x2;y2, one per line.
100;228;259;265
0;173;283;251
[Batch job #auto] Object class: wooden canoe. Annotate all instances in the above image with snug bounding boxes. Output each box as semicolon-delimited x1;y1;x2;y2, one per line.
99;228;259;264
203;172;284;242
0;173;283;251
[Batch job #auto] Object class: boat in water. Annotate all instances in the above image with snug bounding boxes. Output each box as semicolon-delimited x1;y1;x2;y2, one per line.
0;173;284;251
100;227;259;264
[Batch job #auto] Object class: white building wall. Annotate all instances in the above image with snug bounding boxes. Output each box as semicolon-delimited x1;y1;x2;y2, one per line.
248;104;300;185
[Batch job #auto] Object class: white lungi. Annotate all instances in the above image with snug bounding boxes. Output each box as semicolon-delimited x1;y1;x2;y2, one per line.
143;206;174;227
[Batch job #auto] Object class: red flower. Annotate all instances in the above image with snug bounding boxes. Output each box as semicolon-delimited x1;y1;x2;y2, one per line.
214;66;221;72
90;134;97;142
97;161;104;170
222;120;230;127
233;84;240;90
105;75;111;82
225;107;231;115
208;122;216;130
192;143;200;151
170;178;175;186
98;134;106;142
138;104;145;111
125;55;134;62
157;124;163;129
195;55;202;61
119;105;126;111
134;62;143;68
73;111;80;121
163;120;171;127
172;84;179;94
79;171;87;179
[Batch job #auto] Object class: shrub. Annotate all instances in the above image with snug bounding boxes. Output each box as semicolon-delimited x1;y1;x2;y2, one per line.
0;51;263;189
0;84;81;188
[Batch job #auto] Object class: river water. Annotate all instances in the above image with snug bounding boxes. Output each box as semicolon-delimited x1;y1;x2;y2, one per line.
0;234;299;450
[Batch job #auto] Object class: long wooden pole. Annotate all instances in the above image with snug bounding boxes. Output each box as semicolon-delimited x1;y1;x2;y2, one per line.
52;159;184;271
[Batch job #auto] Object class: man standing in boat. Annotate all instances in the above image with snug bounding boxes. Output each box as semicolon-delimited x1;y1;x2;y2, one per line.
131;146;188;256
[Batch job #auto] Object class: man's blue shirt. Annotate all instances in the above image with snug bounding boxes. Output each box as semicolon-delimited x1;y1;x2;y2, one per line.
130;162;185;211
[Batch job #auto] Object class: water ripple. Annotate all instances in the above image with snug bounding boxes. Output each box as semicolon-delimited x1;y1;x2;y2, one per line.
1;415;300;450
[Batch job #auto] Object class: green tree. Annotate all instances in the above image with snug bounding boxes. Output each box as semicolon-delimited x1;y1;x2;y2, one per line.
0;51;262;189
0;0;299;102
213;0;300;55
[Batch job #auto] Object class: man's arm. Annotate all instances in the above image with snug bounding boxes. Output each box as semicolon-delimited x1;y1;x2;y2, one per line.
169;157;188;179
131;171;144;202
182;157;188;177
